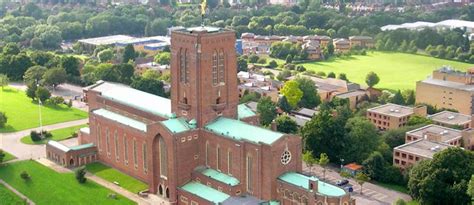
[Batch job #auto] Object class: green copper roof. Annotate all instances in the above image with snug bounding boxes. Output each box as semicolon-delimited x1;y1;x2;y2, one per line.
180;182;230;204
70;143;95;151
198;167;240;186
204;117;285;145
278;172;346;197
161;118;191;133
93;109;147;132
237;104;256;119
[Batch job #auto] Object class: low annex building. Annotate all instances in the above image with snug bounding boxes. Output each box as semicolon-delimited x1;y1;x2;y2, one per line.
366;103;427;130
428;110;472;129
48;27;354;205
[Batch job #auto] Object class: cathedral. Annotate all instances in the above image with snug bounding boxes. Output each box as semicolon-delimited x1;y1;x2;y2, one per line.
46;26;355;205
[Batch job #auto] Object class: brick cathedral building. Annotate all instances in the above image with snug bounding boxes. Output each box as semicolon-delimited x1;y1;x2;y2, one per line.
46;26;354;205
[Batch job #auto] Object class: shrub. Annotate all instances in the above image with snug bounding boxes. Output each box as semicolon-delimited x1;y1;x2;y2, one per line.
49;96;65;106
30;131;41;142
67;99;73;108
20;171;30;181
296;65;306;72
75;166;87;184
284;64;295;70
257;58;267;64
316;71;326;77
0;112;7;128
35;87;51;103
268;60;278;68
248;54;259;63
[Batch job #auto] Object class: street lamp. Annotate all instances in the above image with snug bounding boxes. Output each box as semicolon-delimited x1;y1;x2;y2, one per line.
340;158;344;169
37;80;43;139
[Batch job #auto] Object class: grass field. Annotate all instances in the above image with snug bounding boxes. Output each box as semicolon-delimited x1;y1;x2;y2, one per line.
0;87;88;133
86;162;148;194
299;52;473;90
3;151;16;162
20;124;87;145
0;160;135;205
0;183;25;205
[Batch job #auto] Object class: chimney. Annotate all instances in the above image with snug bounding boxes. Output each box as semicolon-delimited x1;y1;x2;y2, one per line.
308;178;318;192
270;120;277;131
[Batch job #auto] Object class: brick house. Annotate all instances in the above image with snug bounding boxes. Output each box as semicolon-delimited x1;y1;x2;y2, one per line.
49;27;354;205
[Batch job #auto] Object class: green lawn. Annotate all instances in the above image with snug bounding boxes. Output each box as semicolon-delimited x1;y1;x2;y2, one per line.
20;124;87;145
3;151;16;162
299;51;473;90
0;87;88;133
0;183;26;205
0;160;135;205
374;181;409;194
86;162;148;194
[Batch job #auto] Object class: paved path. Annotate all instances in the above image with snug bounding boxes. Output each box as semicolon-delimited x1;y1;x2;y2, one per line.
0;119;88;160
0;179;35;205
304;164;412;205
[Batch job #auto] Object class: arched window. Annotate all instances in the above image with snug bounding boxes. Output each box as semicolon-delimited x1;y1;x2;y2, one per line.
216;145;220;171
159;137;168;178
246;154;253;192
227;149;232;175
106;128;110;157
123;134;128;165
114;130;119;161
96;124;101;152
142;143;148;173
212;50;218;85
218;50;225;83
205;141;209;166
133;139;138;168
158;185;163;196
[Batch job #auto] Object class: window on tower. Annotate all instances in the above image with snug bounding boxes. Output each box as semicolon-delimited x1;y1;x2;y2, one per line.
212;50;218;85
180;49;189;83
218;50;225;83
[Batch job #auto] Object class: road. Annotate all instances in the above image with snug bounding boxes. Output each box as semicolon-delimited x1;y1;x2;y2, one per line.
0;119;88;160
304;163;412;205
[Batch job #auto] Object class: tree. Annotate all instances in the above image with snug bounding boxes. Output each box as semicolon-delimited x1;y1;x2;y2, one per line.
268;60;278;68
23;66;46;85
0;74;8;90
75;166;87;184
391;90;405;105
319;153;329;180
122;44;137;63
130;77;166;97
0;112;7;128
42;68;67;88
20;171;30;181
141;69;161;80
285;55;293;64
237;57;248;72
468;175;474;203
408;148;474;205
303;151;317;174
275;115;298;134
248;54;259;63
49;96;64;106
26;83;37;100
404;90;416;105
327;72;336;78
355;172;370;194
407;116;432;126
3;43;20;55
280;80;303;108
295;77;320;109
35;86;51;103
365;71;380;88
60;56;80;76
97;49;114;63
0;150;5;164
362;151;386;181
154;52;171;65
394;199;407;205
338;73;349;82
343;117;380;163
113;64;134;84
278;96;292;113
276;70;292;81
257;97;277;126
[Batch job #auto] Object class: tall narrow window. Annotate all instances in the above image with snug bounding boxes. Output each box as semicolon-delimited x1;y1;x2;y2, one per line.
142;143;148;173
106;128;110;157
205;141;209;166
216;145;221;171
159;138;168;178
97;124;101;152
185;50;189;83
133;139;138;168
218;50;225;83
227;150;232;175
124;134;128;165
180;49;187;83
246;155;253;192
212;51;218;85
114;131;119;161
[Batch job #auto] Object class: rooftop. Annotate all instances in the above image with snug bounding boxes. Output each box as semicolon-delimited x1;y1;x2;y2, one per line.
278;172;346;197
237;104;256;120
293;108;317;118
195;167;240;186
395;139;451;159
344;163;363;171
78;35;135;46
70;143;95;151
180;182;230;204
87;81;172;118
367;103;414;117
419;77;474;92
161;118;192;133
335;90;367;98
204;117;285;145
47;141;95;152
429;111;471;125
93;109;147;132
406;124;462;143
80;127;90;134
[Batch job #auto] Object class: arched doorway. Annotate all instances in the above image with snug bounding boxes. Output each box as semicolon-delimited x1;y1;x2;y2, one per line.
165;187;169;198
69;158;74;166
158;185;163;196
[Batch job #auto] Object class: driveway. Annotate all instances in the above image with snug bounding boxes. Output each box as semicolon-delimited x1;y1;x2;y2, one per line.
303;164;412;205
0;119;88;161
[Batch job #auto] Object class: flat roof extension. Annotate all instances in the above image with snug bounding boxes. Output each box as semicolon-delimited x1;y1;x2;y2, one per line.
367;103;414;117
429;111;471;126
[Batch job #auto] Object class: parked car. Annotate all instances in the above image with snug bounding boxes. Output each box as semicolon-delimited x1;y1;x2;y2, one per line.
336;179;349;186
344;185;353;193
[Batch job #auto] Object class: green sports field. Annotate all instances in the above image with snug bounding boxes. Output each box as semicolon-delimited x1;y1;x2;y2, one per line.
0;183;25;205
0;87;88;133
299;52;473;90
